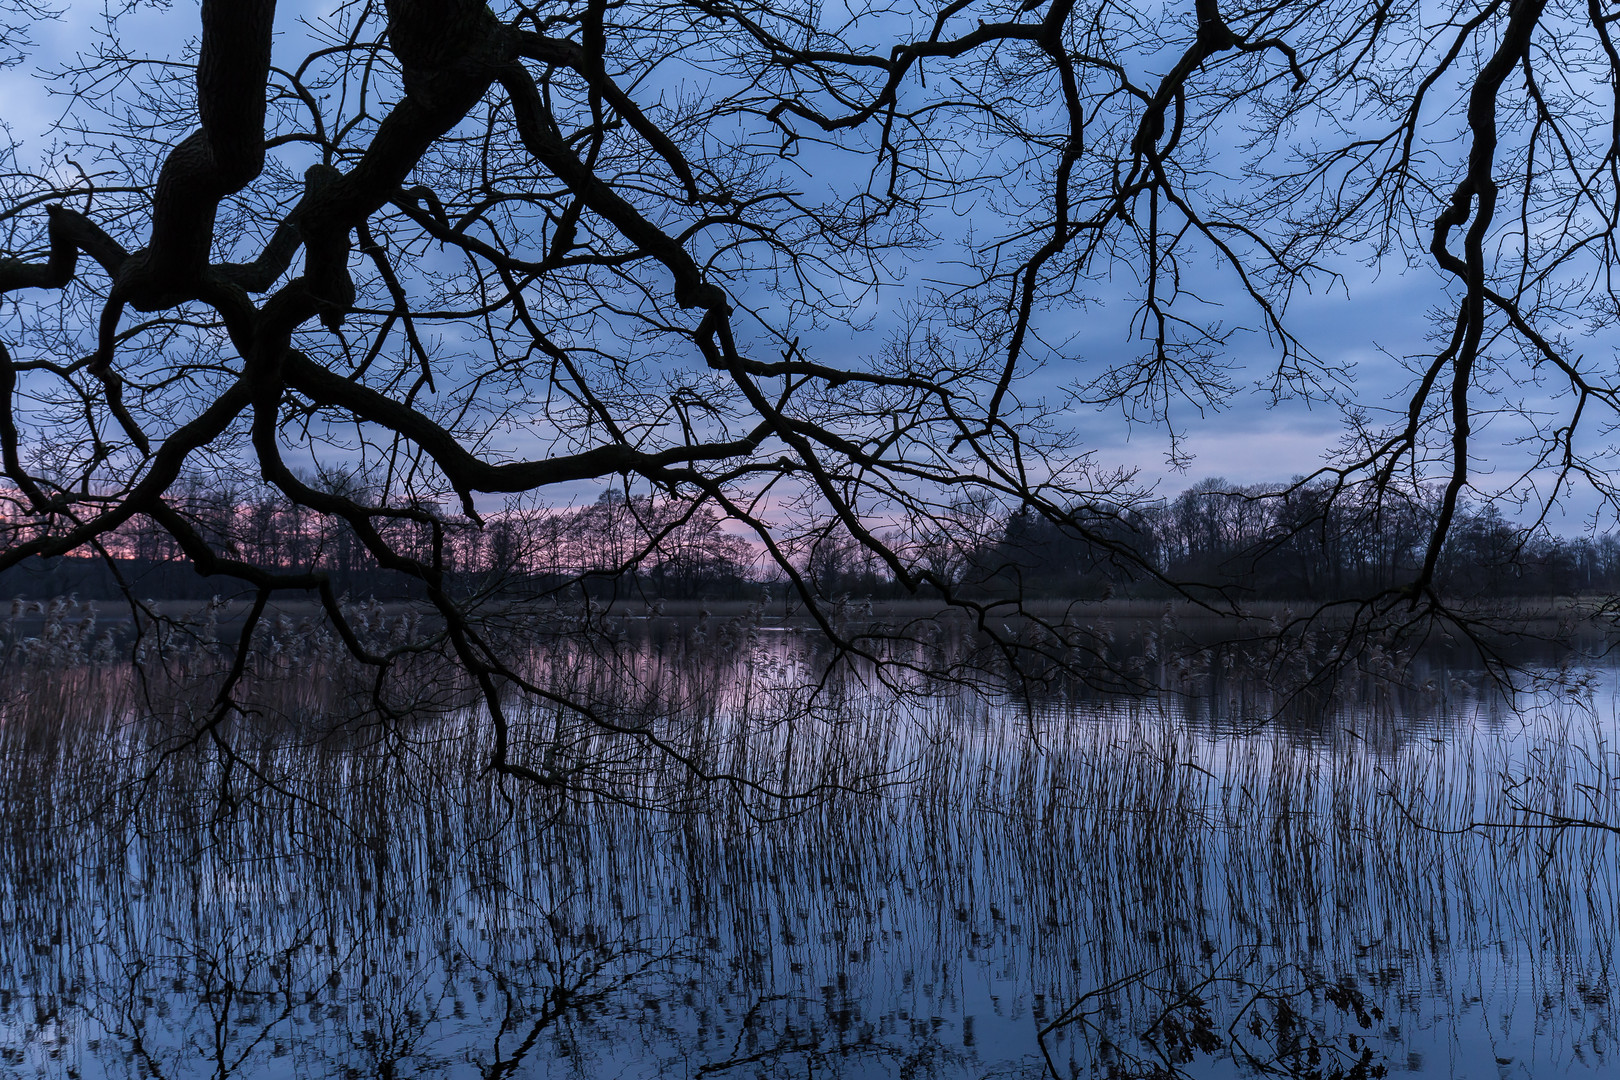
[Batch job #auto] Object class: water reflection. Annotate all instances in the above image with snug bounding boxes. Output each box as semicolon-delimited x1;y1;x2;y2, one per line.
0;633;1617;1078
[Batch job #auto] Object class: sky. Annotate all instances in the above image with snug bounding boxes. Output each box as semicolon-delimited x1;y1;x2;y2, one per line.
0;0;1614;532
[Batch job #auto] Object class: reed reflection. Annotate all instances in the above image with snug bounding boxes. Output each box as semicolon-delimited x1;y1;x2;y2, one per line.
0;628;1616;1078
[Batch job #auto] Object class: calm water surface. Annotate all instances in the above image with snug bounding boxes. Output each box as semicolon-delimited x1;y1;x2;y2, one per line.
0;634;1616;1079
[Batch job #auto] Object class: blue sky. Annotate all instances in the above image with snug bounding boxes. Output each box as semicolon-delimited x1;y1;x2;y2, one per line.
1;1;1614;532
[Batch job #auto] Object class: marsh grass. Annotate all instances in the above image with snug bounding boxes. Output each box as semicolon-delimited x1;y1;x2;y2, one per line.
0;627;1617;1078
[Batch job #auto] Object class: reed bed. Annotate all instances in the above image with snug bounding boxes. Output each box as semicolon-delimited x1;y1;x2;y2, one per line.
0;633;1616;1078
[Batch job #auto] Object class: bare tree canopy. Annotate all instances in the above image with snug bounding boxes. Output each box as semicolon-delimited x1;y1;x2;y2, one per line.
2;0;1619;733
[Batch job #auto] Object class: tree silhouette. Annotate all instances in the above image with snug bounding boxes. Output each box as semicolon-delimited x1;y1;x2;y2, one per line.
2;0;1618;771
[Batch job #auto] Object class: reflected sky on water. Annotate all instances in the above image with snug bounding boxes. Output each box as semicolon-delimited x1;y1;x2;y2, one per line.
0;632;1616;1079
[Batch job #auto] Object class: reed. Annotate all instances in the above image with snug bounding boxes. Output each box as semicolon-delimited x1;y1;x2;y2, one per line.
0;625;1615;1078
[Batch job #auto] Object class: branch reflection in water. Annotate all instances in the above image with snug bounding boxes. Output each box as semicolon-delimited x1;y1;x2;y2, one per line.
0;620;1616;1079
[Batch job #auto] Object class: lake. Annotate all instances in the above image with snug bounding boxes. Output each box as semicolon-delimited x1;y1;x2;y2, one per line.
0;620;1616;1079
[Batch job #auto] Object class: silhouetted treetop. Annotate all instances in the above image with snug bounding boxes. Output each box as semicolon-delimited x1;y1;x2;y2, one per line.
2;0;1619;768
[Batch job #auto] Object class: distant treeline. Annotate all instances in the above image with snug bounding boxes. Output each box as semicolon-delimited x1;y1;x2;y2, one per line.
2;476;1615;602
956;478;1620;602
0;481;759;602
